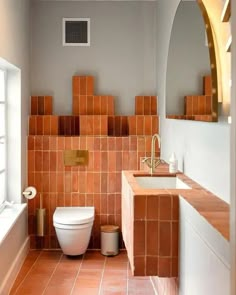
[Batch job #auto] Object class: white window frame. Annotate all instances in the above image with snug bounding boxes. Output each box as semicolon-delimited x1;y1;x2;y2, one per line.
0;68;7;205
62;18;90;47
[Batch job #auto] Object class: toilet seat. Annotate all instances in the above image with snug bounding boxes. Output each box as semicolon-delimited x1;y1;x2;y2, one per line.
53;206;94;225
53;221;93;230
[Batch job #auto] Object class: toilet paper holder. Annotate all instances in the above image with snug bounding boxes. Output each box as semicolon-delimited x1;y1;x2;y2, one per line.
22;186;37;200
22;191;32;197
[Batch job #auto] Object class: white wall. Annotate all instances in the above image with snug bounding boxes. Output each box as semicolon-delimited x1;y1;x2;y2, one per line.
31;1;157;115
156;0;230;203
0;0;31;202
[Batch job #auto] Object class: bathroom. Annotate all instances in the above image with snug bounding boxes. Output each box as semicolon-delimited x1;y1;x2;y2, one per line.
0;0;235;294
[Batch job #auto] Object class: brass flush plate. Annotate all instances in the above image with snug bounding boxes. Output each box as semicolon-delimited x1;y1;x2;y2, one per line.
64;150;89;166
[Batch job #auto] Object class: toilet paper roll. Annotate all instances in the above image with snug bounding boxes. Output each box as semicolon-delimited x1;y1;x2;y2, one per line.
23;186;37;200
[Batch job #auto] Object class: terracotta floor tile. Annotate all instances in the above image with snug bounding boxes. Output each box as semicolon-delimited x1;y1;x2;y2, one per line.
38;250;62;262
10;250;41;294
81;259;105;269
109;251;128;261
100;291;127;295
43;284;75;295
10;250;156;295
101;278;127;292
43;256;81;295
84;250;105;260
73;277;101;288
105;261;128;270
103;269;127;280
128;278;155;295
71;287;100;295
78;268;103;278
14;274;54;295
13;252;62;295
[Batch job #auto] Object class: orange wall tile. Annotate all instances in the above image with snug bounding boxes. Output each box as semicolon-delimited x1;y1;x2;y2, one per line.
30;96;53;115
203;75;212;95
72;95;114;116
28;135;153;250
128;116;159;136
29;116;59;136
185;96;193;115
135;96;157;115
129;193;179;277
206;95;212;114
80;116;108;136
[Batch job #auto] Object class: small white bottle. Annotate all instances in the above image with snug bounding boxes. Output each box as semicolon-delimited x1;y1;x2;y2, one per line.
169;152;178;173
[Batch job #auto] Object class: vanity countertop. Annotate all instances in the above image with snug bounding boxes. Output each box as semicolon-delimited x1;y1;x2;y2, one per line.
122;164;229;241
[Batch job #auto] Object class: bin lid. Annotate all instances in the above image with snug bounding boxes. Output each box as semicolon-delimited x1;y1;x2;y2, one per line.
101;225;119;233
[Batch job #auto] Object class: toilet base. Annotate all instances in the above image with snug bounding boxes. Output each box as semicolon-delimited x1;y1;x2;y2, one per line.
54;222;93;256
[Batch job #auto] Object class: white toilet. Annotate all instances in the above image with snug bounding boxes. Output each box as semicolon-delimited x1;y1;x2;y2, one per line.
53;206;95;256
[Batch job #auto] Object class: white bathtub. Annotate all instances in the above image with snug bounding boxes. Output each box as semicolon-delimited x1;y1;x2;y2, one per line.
0;203;29;295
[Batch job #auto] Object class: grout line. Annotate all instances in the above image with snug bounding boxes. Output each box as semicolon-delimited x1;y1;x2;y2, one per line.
41;252;63;294
98;255;107;295
11;250;43;295
69;253;84;295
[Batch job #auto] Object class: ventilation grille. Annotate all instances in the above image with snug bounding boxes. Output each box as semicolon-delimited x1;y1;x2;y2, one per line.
63;18;90;46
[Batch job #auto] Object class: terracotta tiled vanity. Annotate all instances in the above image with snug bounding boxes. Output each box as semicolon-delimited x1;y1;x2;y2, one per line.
121;164;229;277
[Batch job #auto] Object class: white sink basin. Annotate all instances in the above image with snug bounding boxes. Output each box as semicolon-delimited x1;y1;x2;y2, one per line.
134;176;191;189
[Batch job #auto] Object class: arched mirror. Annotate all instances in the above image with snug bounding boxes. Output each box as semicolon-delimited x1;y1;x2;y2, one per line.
166;0;218;122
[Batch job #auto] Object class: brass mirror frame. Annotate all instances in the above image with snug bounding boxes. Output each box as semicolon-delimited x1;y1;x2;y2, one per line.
197;0;218;121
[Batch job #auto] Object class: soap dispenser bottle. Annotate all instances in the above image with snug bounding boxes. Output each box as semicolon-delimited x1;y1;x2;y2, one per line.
169;153;178;173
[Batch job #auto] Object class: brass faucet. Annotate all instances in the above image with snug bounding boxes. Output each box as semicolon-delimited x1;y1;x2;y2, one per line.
142;133;163;174
150;133;161;174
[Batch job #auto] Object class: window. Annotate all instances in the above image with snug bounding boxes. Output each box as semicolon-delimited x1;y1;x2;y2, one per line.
62;18;90;46
0;69;6;205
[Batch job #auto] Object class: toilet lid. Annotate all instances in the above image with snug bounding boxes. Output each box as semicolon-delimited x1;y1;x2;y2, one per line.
53;207;94;225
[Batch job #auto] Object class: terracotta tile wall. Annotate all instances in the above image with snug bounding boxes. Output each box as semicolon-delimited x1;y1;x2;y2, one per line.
166;114;215;122
28;135;155;250
72;75;114;115
203;75;212;95
29;116;59;136
31;96;53;115
59;116;80;136
30;76;159;136
72;76;94;96
108;116;129;136
29;115;160;137
167;75;214;122
184;75;212;116
132;193;179;277
185;95;212;115
73;95;115;116
29;74;159;251
135;96;157;115
128;116;159;136
80;115;108;136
